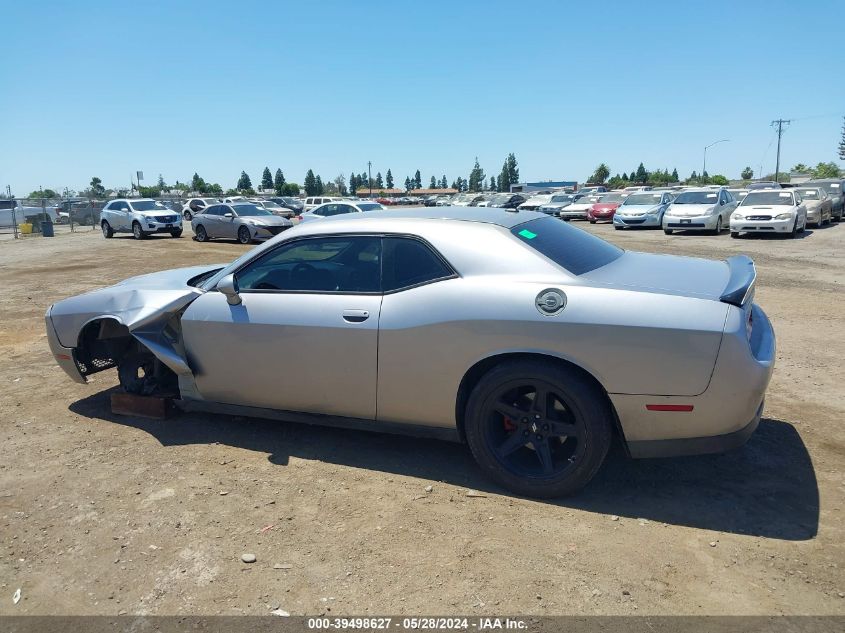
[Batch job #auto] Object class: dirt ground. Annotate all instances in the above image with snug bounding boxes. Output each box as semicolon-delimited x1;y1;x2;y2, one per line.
0;220;843;617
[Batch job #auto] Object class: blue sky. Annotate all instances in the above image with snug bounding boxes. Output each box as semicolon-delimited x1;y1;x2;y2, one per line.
2;0;843;195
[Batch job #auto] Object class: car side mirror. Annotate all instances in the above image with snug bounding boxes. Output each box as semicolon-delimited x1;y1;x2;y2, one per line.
224;212;234;218
217;274;241;305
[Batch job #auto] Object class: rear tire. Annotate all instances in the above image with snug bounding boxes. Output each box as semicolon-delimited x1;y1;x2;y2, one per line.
464;360;613;498
195;225;208;242
101;221;114;239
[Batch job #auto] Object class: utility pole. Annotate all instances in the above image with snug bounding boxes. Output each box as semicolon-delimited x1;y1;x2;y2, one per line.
703;139;729;184
367;161;372;199
771;119;791;183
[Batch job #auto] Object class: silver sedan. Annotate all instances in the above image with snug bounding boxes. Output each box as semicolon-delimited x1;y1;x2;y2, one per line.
191;202;293;244
46;207;774;498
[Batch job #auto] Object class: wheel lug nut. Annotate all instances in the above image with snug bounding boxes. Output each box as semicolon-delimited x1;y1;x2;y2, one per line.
521;418;528;423
523;431;529;436
536;435;543;440
543;425;549;431
534;414;541;419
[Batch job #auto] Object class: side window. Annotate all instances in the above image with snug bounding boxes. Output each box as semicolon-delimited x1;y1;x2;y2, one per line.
206;205;221;215
235;236;382;293
382;237;453;292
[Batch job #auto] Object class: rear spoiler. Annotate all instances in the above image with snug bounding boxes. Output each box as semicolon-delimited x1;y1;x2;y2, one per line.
720;255;756;307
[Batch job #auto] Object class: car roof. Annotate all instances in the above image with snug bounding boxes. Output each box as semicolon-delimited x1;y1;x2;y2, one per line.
298;206;542;229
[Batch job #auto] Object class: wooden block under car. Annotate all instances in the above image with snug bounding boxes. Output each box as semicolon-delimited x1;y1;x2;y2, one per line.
111;392;177;419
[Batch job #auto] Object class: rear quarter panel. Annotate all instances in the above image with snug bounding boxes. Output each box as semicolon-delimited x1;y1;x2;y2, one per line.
376;276;728;428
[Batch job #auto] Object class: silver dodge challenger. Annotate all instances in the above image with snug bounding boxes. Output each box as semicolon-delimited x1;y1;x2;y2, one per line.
46;208;775;497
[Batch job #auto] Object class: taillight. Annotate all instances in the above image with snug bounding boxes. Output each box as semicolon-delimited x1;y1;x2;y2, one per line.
297;215;303;221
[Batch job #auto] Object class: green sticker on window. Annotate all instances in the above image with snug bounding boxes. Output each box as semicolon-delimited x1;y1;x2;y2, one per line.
518;229;537;239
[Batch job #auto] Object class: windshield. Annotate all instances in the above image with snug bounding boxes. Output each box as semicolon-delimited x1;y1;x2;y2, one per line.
728;190;748;201
356;203;384;211
130;200;168;212
233;204;273;216
796;189;820;200
511;217;623;275
597;193;624;203
623;193;662;206
550;195;574;203
488;194;512;204
814;182;842;195
261;201;283;209
672;191;718;204
281;197;300;204
740;191;795;206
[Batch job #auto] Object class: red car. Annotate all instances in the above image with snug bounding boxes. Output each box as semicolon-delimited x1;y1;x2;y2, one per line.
587;192;627;224
376;197;396;206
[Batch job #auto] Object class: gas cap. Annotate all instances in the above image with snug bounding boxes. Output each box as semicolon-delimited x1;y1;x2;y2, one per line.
535;288;566;316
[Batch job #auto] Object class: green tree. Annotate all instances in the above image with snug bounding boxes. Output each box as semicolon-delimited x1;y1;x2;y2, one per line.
191;172;207;193
635;163;648;183
260;167;273;191
304;169;317;195
839;116;845;161
28;188;58;199
741;166;754;180
414;169;422;189
208;183;223;194
762;172;791;182
90;177;105;198
404;176;411;191
671;168;679;182
710;174;729;185
441;175;447;188
506;153;519;185
621;172;628;181
791;163;808;173
468;157;485;192
236;171;252;191
489;175;496;191
137;186;159;198
385;169;394;189
274;169;286;194
157;174;166;189
607;174;625;189
315;175;324;195
588;163;610;184
811;162;841;178
429;175;437;188
375;172;384;188
498;160;510;192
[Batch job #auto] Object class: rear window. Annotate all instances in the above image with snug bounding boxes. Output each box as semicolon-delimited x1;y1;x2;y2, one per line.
511;217;623;275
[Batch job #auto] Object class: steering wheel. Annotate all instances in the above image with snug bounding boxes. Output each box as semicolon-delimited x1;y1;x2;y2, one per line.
292;262;316;277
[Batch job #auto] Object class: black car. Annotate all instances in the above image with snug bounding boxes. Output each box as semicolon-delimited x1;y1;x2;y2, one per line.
268;197;304;216
484;193;527;209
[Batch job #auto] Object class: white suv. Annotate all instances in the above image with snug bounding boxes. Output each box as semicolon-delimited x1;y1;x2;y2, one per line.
100;198;183;239
181;197;220;221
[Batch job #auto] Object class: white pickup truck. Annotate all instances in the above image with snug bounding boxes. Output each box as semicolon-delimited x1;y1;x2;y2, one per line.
0;199;58;227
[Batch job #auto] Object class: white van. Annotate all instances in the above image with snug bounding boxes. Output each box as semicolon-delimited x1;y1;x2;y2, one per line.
304;196;341;211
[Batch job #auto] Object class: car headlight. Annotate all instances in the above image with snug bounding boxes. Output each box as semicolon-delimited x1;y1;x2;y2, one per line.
732;213;743;220
775;213;793;220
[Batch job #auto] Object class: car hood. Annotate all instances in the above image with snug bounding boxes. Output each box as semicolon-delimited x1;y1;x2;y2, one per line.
735;205;794;215
802;200;821;209
616;204;659;215
591;203;619;211
136;209;178;217
539;202;571;209
581;251;729;301
668;203;716;216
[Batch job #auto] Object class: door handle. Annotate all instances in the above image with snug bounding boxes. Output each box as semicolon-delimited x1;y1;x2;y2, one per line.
342;310;370;323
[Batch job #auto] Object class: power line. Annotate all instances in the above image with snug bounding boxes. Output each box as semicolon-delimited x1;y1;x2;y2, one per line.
771;119;791;182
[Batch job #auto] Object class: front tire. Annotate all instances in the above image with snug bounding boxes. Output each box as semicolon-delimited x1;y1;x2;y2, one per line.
614;225;622;230
132;221;145;240
663;228;673;235
464;360;613;498
730;231;740;238
170;229;183;238
101;221;114;238
237;225;252;244
712;216;722;235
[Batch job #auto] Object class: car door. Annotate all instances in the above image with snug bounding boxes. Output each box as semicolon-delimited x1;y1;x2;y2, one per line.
112;200;131;230
199;205;221;237
180;235;383;419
